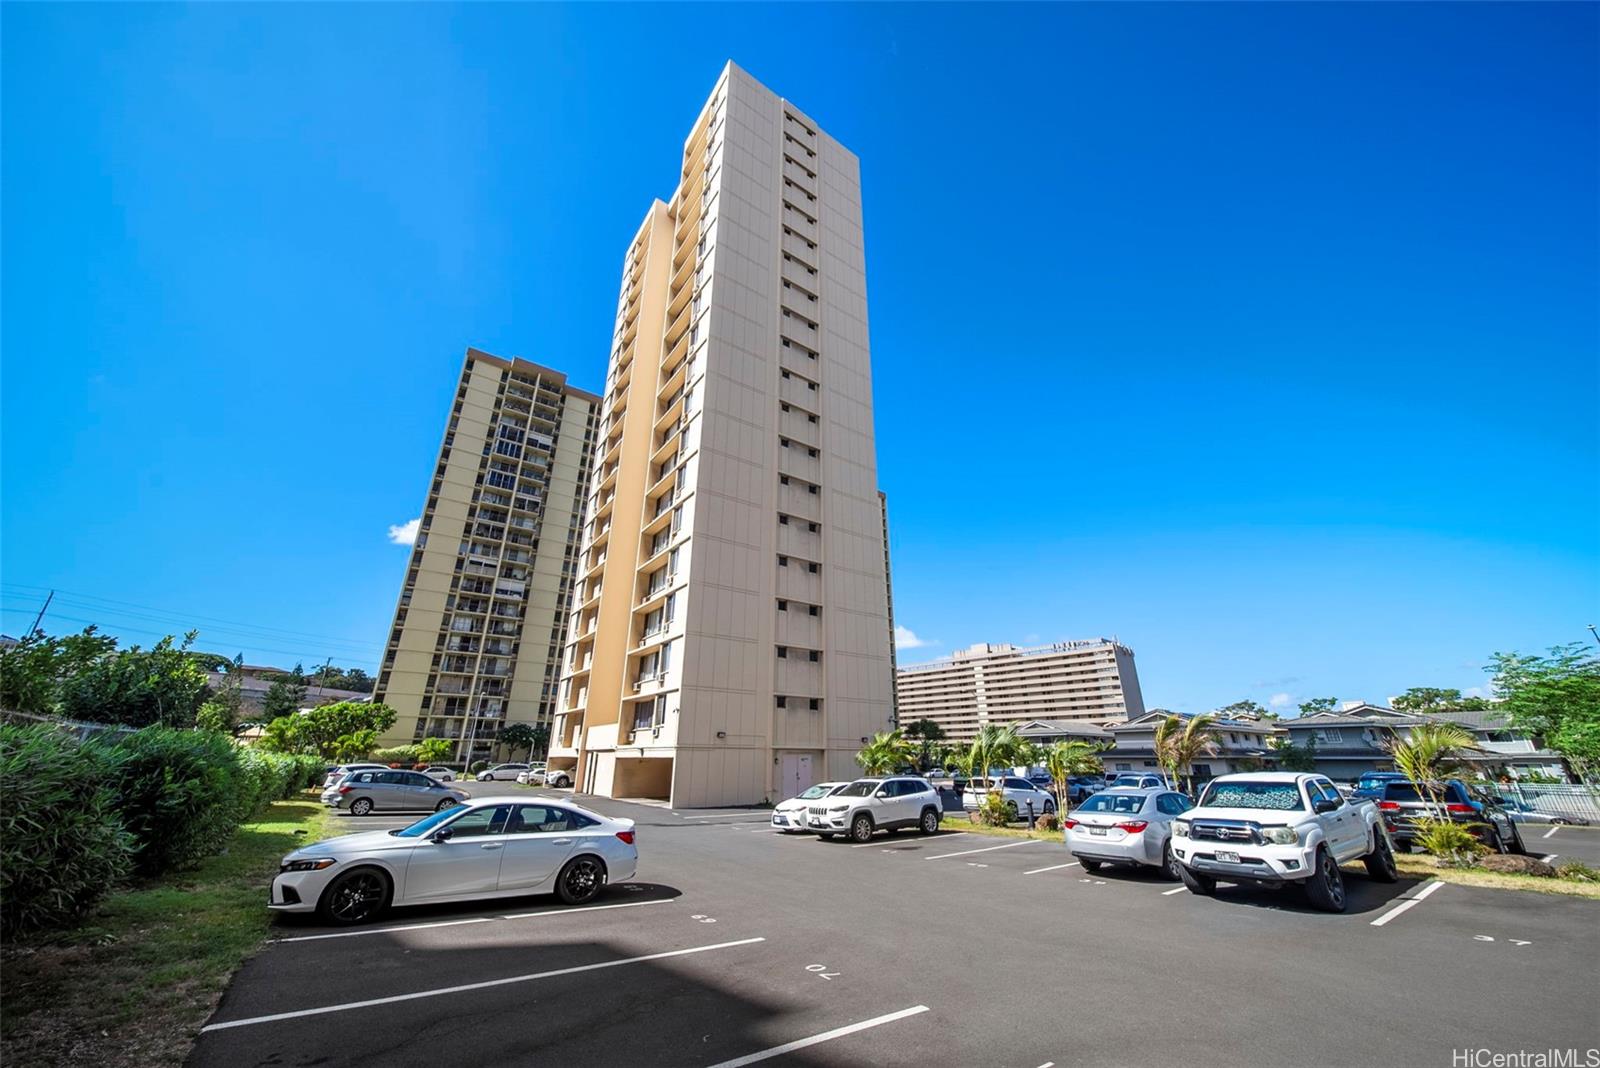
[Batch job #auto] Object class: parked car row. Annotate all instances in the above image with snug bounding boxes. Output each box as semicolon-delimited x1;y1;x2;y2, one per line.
772;775;944;841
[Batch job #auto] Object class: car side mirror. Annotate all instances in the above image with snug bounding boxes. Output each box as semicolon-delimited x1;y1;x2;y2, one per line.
429;828;455;843
874;788;890;798
1313;799;1339;814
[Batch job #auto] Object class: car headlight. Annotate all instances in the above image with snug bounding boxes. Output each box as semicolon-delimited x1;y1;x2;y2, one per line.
1261;826;1298;845
829;804;850;813
1172;820;1190;839
280;857;337;873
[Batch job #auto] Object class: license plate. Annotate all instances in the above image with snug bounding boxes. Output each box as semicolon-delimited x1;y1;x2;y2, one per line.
1216;850;1240;863
1088;827;1107;836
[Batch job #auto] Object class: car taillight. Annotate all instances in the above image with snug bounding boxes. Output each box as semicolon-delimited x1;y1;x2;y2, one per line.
338;785;353;794
1062;818;1079;830
1445;803;1474;814
1116;820;1149;833
615;830;635;845
1377;801;1401;811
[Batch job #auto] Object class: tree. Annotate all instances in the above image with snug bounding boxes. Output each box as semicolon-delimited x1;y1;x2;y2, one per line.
262;675;308;720
1043;741;1104;809
416;737;454;764
0;628;119;714
953;724;1024;782
1217;700;1269;719
257;715;305;753
58;632;210;728
309;665;376;694
1153;714;1219;794
854;729;916;775
1392;687;1492;713
1490;644;1600;783
1297;697;1339;718
1382;721;1478;807
901;717;947;771
499;723;537;762
289;701;398;760
1270;736;1318;772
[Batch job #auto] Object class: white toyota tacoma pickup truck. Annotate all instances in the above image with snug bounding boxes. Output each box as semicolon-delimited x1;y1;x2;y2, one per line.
1170;772;1398;912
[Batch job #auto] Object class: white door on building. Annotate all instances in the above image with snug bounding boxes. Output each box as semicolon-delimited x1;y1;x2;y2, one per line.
781;754;814;800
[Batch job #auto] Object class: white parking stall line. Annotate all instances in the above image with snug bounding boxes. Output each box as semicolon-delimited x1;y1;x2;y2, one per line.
704;1004;930;1068
1162;887;1188;896
1023;862;1079;875
1038;1062;1056;1068
202;937;766;1032
846;831;968;849
1370;879;1444;928
925;840;1045;861
278;898;674;943
1542;826;1561;839
1540;854;1558;863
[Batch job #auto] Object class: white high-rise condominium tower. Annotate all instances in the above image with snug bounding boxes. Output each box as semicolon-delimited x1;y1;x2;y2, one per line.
549;62;895;807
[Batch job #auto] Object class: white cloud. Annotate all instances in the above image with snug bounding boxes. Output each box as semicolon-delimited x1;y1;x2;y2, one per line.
1023;633;1041;644
1269;693;1292;709
895;625;936;650
387;518;421;545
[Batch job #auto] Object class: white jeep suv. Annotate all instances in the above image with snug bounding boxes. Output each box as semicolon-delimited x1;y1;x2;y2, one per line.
807;777;943;842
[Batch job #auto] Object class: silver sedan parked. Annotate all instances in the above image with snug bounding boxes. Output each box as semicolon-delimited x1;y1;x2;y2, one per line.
271;797;639;924
1063;787;1194;879
322;769;469;816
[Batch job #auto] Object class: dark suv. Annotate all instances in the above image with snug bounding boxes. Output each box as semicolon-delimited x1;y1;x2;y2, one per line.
1377;779;1524;854
1350;771;1408;800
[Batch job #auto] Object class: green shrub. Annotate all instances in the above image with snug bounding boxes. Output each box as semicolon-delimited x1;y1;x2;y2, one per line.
972;789;1015;826
98;727;247;876
0;724;134;935
1413;816;1489;868
371;744;422;766
469;760;489;774
1556;860;1600;883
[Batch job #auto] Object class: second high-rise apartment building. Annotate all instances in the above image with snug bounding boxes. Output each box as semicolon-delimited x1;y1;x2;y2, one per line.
373;348;599;763
550;63;895;807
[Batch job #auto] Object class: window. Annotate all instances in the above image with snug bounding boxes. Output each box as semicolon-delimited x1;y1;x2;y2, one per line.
808;605;819;617
777;646;788;659
778;555;789;567
808;650;819;662
442;806;511;838
809;698;820;710
1314;728;1344;743
808;562;819;574
776;696;787;708
507;806;593;834
777;600;788;611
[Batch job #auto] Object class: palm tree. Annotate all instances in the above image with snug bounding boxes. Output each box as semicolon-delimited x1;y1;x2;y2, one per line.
855;729;916;775
1383;721;1477;808
1154;714;1220;795
1043;740;1104;811
964;724;1023;783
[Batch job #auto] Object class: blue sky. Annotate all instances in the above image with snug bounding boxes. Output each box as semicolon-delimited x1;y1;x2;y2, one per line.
3;4;1595;714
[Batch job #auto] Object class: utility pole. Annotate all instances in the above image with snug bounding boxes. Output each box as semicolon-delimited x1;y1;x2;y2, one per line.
311;656;332;702
1588;624;1599;649
26;590;54;636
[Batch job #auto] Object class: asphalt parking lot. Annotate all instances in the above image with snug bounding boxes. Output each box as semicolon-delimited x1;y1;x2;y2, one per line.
193;783;1600;1067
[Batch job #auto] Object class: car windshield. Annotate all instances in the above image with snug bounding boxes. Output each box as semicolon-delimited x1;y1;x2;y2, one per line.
836;781;879;797
1078;793;1147;814
798;785;838;799
1200;781;1306;811
391;807;465;838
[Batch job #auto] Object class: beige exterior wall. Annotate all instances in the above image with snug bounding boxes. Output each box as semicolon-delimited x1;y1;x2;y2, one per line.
896;640;1146;744
374;349;599;762
551;62;894;807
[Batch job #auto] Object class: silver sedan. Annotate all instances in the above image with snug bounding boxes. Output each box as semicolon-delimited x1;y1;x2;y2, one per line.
271;797;639;924
1063;787;1194;879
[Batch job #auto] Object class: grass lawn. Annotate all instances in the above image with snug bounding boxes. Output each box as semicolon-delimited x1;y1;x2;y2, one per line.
1392;853;1600;899
940;814;1062;841
0;794;332;1067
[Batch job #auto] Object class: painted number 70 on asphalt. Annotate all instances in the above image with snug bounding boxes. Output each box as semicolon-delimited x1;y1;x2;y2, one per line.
806;964;840;980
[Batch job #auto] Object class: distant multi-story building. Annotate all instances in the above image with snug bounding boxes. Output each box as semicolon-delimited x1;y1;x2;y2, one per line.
373;348;599;763
895;640;1146;744
548;63;896;807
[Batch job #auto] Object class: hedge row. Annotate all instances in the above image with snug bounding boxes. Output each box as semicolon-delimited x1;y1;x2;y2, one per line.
0;723;324;935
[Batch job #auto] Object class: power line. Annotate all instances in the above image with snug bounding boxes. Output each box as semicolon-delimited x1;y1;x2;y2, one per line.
0;583;387;653
0;608;377;668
